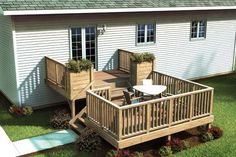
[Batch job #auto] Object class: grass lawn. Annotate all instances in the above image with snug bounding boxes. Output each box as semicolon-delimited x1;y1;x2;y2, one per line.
0;104;59;141
1;74;236;156
37;73;236;157
175;73;236;157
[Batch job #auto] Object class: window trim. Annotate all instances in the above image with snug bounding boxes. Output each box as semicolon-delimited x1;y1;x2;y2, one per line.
69;26;98;70
136;23;156;46
190;20;207;40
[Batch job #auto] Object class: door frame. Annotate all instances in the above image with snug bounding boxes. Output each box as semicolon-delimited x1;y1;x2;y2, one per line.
69;26;98;70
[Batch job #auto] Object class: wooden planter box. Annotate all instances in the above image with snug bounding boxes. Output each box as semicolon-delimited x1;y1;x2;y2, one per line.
66;67;93;100
130;61;154;85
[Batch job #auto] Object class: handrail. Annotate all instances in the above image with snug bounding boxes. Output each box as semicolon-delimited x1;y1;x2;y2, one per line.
120;87;213;110
152;70;209;89
87;90;120;109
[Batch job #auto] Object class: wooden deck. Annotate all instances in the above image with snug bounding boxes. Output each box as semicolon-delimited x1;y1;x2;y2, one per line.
45;49;214;149
85;71;214;149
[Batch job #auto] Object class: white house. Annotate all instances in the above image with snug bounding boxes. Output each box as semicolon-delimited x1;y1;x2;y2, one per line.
0;0;236;107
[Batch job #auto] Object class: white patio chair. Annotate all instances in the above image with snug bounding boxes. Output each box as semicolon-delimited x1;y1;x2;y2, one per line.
142;79;153;85
142;79;153;100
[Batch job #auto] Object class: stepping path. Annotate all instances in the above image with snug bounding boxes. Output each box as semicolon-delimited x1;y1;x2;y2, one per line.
0;126;19;157
0;126;78;157
13;129;78;156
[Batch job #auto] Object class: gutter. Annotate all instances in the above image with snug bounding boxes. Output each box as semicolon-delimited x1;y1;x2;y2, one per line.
3;6;236;16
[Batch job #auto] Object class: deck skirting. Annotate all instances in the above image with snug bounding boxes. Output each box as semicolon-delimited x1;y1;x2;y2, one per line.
86;115;213;149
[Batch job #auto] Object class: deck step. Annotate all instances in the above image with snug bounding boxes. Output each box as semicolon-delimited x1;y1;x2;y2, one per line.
94;79;128;89
111;87;126;99
70;122;86;134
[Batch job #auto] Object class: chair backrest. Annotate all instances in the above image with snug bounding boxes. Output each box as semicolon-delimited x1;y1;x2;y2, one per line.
123;90;131;104
142;79;153;85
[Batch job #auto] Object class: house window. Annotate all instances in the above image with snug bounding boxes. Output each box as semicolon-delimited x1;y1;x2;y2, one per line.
70;27;96;68
71;27;82;60
137;23;155;44
191;21;207;39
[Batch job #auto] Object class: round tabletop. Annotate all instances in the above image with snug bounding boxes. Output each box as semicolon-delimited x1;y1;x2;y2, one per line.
133;85;167;95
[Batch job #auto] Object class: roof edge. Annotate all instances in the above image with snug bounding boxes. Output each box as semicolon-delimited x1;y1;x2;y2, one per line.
0;6;3;15
3;6;236;16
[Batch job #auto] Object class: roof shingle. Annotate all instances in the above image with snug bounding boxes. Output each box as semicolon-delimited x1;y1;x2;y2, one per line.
0;0;236;11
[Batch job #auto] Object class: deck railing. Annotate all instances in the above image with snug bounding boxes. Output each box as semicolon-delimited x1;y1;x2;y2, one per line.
86;70;214;148
150;71;207;95
87;87;120;138
45;57;66;89
45;56;93;100
118;49;134;73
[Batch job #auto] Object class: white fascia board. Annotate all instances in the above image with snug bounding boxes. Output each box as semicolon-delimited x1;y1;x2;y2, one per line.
3;6;236;16
0;7;3;15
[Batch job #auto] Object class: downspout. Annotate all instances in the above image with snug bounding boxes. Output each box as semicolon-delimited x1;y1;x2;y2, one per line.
0;6;3;15
233;31;236;71
11;16;21;106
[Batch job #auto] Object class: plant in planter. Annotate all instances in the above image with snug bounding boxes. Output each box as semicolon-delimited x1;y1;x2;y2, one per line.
65;59;93;99
65;59;93;73
130;52;155;85
130;52;155;63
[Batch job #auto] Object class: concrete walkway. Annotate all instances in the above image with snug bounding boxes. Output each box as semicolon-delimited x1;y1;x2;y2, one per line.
0;126;19;157
0;127;78;157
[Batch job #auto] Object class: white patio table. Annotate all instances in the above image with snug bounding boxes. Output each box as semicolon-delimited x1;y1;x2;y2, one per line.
133;85;167;96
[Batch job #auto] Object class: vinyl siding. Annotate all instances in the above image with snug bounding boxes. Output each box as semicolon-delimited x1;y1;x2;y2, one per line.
13;10;236;107
0;15;18;104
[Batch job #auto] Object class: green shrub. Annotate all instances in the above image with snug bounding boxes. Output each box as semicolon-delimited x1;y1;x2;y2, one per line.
106;150;118;157
200;132;214;142
50;108;71;129
133;151;143;157
66;59;92;73
208;127;223;139
183;140;190;150
130;52;155;63
9;105;33;116
166;138;184;153
75;128;102;152
159;146;173;157
106;149;143;157
22;106;33;115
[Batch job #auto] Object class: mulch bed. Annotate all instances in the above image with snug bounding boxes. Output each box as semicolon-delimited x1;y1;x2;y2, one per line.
94;127;203;157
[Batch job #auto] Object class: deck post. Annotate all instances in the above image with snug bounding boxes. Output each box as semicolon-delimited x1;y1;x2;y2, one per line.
168;99;173;127
71;100;75;118
210;88;214;115
207;123;212;129
167;135;171;141
189;94;194;120
146;103;151;133
118;109;122;140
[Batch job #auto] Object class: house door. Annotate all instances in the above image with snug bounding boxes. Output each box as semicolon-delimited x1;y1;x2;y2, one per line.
71;27;97;69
